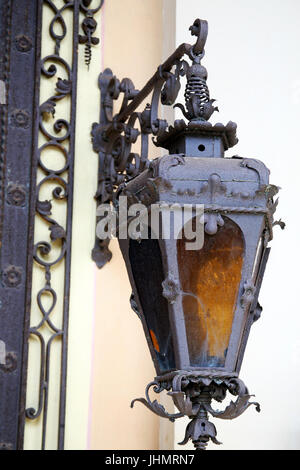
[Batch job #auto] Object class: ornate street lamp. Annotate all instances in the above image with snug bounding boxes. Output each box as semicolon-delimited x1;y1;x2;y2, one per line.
91;19;283;449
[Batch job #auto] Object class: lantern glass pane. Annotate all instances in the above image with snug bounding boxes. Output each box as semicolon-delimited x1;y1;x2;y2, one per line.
177;216;244;368
129;237;176;373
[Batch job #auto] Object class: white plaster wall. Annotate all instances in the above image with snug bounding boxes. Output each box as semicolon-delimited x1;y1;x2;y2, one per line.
174;0;300;450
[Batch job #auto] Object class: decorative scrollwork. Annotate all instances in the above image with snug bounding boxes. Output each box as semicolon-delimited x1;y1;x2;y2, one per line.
91;21;214;206
92;19;233;266
130;380;183;422
132;371;260;450
25;0;88;450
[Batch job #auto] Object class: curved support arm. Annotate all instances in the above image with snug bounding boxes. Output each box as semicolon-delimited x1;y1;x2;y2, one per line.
91;18;220;268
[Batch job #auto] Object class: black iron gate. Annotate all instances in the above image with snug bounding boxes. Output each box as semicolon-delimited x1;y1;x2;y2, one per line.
0;0;103;450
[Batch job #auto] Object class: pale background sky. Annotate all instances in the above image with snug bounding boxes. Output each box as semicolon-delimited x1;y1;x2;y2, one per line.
174;0;300;450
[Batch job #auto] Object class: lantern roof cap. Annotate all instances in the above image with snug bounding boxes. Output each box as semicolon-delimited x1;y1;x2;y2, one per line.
154;119;238;157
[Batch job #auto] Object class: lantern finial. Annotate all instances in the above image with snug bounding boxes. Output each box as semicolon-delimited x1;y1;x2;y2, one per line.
189;18;208;57
175;19;219;122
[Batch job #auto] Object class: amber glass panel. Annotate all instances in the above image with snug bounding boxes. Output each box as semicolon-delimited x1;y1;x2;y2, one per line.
177;217;244;367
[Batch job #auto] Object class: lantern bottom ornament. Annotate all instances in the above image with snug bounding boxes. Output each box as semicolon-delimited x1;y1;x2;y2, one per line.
131;370;260;450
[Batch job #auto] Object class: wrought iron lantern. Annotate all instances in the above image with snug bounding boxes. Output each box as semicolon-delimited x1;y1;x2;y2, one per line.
91;19;283;450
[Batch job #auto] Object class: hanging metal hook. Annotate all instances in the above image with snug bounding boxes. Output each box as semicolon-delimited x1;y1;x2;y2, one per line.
79;0;104;69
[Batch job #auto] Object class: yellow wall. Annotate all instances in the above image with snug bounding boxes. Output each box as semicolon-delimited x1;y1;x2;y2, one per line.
89;0;163;450
64;8;102;451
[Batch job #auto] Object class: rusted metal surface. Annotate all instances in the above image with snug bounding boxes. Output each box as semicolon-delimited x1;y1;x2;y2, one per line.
92;18;282;449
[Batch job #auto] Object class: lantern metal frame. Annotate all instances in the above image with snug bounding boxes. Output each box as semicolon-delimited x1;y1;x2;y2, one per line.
91;19;283;449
